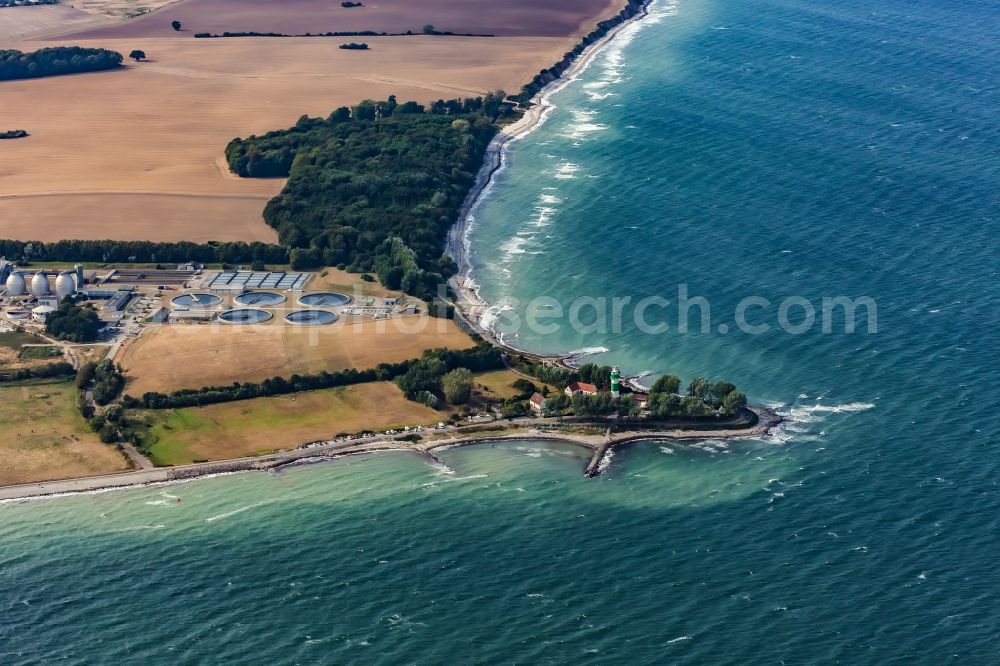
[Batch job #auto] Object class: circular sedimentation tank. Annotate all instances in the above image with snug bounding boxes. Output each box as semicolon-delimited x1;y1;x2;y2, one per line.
234;291;287;307
218;308;273;324
171;293;223;308
285;309;338;326
298;292;351;307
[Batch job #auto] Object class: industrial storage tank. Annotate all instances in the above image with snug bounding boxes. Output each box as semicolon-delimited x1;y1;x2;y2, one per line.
55;272;76;299
5;270;26;296
31;272;50;298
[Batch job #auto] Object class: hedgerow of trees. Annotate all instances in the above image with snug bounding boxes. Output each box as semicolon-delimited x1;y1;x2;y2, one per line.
121;343;502;410
225;93;513;298
0;46;123;81
0;239;288;265
0;361;73;383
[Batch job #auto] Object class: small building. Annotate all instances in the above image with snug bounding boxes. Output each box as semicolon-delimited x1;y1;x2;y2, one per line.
169;309;216;323
103;289;133;312
384;297;399;306
529;393;546;413
177;261;203;272
565;381;598;397
31;305;55;322
631;393;649;408
36;296;60;309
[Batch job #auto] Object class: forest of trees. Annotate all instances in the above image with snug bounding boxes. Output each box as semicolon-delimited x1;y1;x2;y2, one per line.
0;46;122;81
0;239;289;265
45;299;102;343
225;93;513;298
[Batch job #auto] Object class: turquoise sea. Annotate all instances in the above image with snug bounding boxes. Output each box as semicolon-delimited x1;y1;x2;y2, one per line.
4;0;1000;662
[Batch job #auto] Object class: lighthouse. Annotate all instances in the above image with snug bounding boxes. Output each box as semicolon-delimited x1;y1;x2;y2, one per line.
610;366;621;397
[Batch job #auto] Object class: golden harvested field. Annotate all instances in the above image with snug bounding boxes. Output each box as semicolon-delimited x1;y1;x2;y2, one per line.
0;5;107;41
0;35;583;243
117;315;477;395
66;0;623;39
309;267;397;299
0;382;128;486
72;0;185;20
142;382;442;465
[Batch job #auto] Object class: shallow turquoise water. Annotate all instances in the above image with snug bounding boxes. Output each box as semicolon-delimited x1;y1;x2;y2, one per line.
3;0;1000;662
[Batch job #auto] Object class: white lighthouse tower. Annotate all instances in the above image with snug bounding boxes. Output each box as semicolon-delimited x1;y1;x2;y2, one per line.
610;366;621;397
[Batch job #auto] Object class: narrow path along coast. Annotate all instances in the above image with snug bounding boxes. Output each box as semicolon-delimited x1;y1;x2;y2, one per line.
0;406;781;501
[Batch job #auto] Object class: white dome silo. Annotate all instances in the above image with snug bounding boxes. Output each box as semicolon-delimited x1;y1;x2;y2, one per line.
5;270;26;296
31;272;50;298
55;272;76;299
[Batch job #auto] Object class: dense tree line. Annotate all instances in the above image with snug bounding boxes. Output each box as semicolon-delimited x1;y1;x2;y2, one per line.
121;343;502;410
195;30;382;38
45;299;101;343
225;94;512;297
193;30;491;38
0;239;288;265
0;361;73;383
0;46;122;81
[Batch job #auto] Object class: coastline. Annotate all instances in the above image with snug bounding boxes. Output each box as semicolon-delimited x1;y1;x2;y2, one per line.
446;0;655;356
0;405;782;502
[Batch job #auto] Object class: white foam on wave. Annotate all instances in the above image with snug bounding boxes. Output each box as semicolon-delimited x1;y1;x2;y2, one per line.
554;162;582;179
109;524;166;533
204;498;278;523
597;449;615;473
565;122;609;140
763;400;875;446
478;299;515;333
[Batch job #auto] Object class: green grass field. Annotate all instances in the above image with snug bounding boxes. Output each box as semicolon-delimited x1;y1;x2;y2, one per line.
136;382;444;466
0;380;127;485
0;331;48;351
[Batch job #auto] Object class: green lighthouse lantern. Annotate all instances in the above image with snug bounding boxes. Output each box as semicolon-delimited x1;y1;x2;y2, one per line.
610;366;620;397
